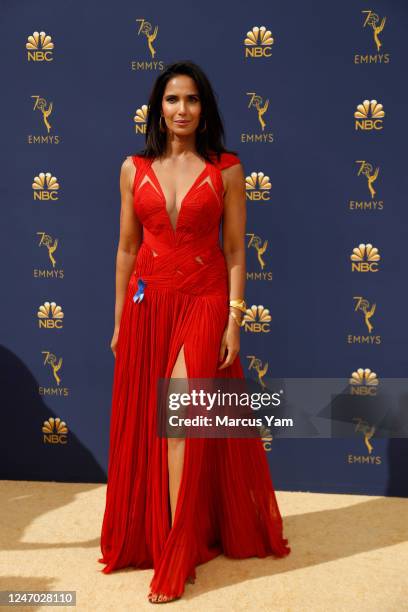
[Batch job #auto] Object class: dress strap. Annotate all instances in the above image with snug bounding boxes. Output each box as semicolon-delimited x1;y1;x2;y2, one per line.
210;151;241;171
131;155;149;194
204;152;240;201
131;154;141;169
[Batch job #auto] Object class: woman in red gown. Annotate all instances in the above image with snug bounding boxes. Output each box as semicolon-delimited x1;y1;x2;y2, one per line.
98;60;291;603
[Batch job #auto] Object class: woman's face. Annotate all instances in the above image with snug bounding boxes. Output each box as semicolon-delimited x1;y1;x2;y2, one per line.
161;75;202;136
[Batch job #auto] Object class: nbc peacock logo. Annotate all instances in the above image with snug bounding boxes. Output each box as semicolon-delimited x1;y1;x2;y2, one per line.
42;417;68;444
244;26;275;58
245;171;272;201
354;99;385;131
26;31;54;61
349;368;379;396
37;301;64;329
134;104;148;134
350;243;380;272
33;173;60;200
243;305;271;333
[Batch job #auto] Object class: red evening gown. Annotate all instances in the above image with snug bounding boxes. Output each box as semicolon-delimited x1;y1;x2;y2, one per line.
98;151;291;598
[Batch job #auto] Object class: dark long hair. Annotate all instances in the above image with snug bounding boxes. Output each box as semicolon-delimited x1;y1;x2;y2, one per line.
135;60;237;164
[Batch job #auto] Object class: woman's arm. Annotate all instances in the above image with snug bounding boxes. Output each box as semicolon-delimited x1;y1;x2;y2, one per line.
111;157;142;355
218;162;247;369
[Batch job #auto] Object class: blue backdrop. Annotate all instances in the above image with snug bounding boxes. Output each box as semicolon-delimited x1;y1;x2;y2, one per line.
1;0;407;496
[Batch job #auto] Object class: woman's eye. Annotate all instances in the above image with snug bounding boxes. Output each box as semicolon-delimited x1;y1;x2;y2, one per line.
166;97;199;103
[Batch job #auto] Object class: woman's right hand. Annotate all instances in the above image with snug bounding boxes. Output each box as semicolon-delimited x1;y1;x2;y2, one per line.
110;326;120;358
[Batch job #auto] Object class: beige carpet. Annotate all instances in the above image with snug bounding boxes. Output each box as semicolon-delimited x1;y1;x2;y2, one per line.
0;480;407;611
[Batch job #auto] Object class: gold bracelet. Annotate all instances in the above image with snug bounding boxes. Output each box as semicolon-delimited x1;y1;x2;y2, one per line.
229;298;247;313
229;311;244;327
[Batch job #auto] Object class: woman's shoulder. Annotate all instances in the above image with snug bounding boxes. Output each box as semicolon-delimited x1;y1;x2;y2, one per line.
208;150;241;170
121;153;148;184
121;153;151;176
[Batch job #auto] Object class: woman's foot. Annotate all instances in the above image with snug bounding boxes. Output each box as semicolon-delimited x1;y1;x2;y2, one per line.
147;573;195;602
148;591;180;603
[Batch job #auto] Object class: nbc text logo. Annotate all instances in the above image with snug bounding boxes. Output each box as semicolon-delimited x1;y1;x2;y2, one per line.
37;301;64;329
134;104;148;133
243;305;271;333
246;171;272;201
26;31;54;61
349;368;379;396
42;417;68;444
244;26;274;58
350;243;380;272
354;99;385;131
33;173;60;200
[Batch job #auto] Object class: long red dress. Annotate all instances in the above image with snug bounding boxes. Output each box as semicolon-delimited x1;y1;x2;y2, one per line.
98;151;291;598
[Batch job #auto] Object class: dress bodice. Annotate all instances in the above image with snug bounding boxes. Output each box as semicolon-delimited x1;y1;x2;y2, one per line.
132;152;240;246
131;151;241;296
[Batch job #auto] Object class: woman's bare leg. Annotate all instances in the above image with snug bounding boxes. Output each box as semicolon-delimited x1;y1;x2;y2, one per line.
167;344;187;527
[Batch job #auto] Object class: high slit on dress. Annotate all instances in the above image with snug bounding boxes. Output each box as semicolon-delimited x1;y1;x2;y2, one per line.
98;151;291;598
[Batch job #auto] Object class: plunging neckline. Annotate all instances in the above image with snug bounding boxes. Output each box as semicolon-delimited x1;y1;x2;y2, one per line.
147;157;208;235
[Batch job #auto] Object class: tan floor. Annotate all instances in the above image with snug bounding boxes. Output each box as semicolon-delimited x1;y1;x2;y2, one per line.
0;480;407;611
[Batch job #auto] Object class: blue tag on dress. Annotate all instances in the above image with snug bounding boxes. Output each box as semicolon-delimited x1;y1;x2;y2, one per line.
133;277;146;303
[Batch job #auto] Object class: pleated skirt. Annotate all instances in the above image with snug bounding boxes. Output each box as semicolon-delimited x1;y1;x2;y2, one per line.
98;261;291;598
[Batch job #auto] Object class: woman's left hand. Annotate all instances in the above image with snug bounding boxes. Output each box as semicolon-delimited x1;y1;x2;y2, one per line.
218;316;241;370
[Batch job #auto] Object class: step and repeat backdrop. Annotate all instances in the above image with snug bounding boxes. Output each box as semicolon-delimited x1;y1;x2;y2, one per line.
1;1;408;495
